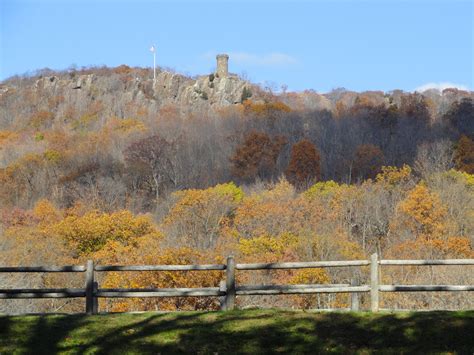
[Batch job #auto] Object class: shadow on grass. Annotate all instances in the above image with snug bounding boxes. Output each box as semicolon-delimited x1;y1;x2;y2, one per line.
1;310;473;354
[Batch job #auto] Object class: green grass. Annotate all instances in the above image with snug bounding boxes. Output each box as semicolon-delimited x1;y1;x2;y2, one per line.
1;309;473;354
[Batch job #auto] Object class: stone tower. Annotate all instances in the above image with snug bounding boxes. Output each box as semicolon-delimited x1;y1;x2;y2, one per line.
216;54;229;77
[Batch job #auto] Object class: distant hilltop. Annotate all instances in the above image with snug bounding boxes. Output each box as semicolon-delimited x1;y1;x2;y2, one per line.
0;54;472;130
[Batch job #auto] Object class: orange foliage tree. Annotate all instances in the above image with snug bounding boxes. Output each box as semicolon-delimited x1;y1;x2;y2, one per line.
230;131;287;182
352;144;385;181
388;183;473;260
242;99;291;119
454;135;474;174
285;139;321;188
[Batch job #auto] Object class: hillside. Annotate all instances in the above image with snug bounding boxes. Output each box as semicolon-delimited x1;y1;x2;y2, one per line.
0;64;473;315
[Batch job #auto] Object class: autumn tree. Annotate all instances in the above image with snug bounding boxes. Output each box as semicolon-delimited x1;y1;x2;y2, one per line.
400;93;431;123
454;135;474;174
162;183;243;250
444;98;473;137
231;179;298;239
0;153;46;207
396;183;448;240
230;131;287;182
285;139;321;188
351;144;385;181
242;100;291;120
390;182;459;259
49;209;160;255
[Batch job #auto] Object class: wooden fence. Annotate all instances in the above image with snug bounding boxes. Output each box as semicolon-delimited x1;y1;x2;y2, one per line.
1;254;473;314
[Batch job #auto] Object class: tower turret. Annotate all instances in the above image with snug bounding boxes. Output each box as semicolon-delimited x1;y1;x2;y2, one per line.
216;54;229;77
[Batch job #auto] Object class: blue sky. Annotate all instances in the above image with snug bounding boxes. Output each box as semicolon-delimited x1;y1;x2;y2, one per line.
1;0;472;92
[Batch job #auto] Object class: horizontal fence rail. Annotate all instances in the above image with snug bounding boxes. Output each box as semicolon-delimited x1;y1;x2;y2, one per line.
0;289;86;299
379;285;474;292
379;259;474;266
94;264;226;271
1;254;473;314
236;260;370;270
236;284;370;296
96;288;225;298
0;266;86;272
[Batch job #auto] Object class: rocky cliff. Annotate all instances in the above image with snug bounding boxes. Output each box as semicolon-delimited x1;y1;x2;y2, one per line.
0;67;257;129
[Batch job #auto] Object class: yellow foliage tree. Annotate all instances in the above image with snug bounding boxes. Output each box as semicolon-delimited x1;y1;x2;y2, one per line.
232;179;299;239
239;232;299;262
162;183;243;250
48;210;160;255
376;165;412;187
304;180;342;199
33;199;61;227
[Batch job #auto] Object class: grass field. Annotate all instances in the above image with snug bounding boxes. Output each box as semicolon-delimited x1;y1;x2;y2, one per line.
1;309;473;354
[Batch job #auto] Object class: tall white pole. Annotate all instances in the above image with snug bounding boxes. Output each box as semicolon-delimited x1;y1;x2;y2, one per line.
150;44;156;84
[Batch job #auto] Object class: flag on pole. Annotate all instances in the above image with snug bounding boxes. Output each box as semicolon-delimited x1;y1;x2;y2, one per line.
150;45;156;53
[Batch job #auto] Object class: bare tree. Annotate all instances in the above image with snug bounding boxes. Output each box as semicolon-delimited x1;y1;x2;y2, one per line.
125;135;178;200
414;140;454;179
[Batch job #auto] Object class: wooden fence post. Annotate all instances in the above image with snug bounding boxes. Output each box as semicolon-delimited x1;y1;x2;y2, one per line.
225;255;236;310
370;253;379;312
85;260;95;315
93;281;99;314
219;280;227;310
350;278;359;311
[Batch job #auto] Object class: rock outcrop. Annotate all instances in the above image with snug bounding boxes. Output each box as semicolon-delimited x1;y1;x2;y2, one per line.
0;67;258;128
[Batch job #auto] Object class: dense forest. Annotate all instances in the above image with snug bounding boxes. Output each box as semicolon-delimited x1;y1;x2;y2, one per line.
0;66;473;313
